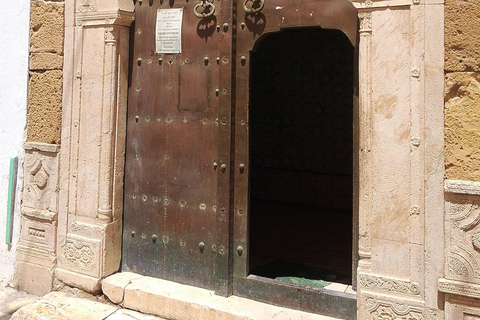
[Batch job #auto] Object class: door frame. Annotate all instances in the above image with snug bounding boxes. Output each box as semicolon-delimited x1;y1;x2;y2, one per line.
56;0;446;318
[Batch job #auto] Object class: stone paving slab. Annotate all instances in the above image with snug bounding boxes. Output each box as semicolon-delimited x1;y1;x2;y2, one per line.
0;282;40;319
8;290;165;320
10;291;118;320
107;309;165;320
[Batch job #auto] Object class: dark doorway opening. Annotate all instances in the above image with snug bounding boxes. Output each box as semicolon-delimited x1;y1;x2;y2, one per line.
249;27;355;289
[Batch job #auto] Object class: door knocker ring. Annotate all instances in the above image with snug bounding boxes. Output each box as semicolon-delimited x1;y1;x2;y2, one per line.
194;0;215;18
243;0;264;14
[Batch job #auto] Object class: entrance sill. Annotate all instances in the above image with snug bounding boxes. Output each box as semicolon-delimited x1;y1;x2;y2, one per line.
102;272;342;320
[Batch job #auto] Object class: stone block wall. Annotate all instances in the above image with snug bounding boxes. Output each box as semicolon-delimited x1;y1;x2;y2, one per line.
444;0;480;181
442;2;480;319
27;0;65;144
15;0;65;295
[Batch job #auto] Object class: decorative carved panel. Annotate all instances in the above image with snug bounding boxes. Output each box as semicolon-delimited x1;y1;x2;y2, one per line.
445;188;480;284
22;143;60;220
359;273;421;296
58;235;101;278
17;217;57;267
364;296;425;320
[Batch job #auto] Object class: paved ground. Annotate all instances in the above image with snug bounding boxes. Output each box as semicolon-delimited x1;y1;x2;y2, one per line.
0;281;39;320
0;281;164;320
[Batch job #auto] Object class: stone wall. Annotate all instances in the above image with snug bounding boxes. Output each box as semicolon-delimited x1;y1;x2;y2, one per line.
444;0;480;181
442;2;480;318
15;0;65;295
27;0;65;144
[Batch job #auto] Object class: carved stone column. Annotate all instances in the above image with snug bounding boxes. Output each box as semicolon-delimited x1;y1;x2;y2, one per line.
357;8;373;276
56;0;134;293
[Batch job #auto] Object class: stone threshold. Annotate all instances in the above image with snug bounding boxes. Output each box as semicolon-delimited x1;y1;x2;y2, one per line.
102;272;342;320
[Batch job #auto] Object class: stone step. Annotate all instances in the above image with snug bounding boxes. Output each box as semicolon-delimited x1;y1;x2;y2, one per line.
102;272;341;320
9;272;342;320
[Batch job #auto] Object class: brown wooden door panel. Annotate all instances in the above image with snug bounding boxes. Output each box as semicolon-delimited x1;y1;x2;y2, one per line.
123;0;232;291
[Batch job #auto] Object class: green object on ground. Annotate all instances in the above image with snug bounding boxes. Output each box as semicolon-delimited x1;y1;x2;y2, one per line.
251;259;347;289
275;276;331;289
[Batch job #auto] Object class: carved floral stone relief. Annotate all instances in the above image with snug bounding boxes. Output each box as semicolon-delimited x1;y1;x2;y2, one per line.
359;274;420;296
364;296;424;320
58;236;101;278
445;193;480;283
69;222;103;239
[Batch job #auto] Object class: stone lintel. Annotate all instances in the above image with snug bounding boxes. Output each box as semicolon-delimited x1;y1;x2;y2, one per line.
438;278;480;299
445;179;480;196
351;0;412;9
24;142;60;153
22;207;58;222
76;10;135;27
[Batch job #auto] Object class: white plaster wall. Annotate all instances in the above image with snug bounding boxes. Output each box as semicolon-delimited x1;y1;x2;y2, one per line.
0;1;30;283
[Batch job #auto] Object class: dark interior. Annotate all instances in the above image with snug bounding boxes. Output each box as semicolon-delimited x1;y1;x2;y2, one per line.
249;27;355;287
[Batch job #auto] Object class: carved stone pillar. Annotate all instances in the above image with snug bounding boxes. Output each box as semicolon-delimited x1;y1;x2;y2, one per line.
16;143;60;295
56;0;134;293
353;0;445;319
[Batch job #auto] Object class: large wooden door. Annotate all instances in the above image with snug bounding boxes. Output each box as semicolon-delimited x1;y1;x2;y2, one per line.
122;0;233;294
123;0;358;310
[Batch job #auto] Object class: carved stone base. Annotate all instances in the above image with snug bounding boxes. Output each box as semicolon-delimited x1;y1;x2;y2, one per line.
55;268;102;294
56;220;122;294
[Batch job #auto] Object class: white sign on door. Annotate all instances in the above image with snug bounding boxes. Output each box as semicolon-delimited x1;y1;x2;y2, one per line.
156;8;183;54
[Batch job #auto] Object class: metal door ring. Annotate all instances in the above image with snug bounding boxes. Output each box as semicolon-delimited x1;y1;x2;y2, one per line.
243;0;264;13
194;1;215;18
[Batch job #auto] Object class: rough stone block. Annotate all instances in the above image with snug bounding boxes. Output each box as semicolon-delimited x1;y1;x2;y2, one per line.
30;1;65;54
102;272;143;304
55;268;101;295
15;261;53;296
445;72;480;181
445;0;480;72
27;70;63;144
10;292;118;320
30;53;63;70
